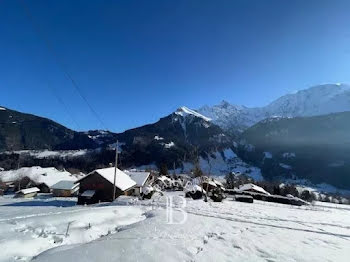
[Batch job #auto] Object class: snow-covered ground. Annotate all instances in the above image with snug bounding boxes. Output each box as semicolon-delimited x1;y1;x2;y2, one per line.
0;196;147;262
1;191;349;262
3;150;89;159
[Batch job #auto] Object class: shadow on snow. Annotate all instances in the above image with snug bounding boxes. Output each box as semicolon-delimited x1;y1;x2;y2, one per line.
2;200;77;207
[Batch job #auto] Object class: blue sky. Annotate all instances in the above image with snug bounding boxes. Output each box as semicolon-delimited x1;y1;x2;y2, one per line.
1;0;350;132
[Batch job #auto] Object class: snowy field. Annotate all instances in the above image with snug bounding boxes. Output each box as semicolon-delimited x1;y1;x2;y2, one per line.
0;193;349;262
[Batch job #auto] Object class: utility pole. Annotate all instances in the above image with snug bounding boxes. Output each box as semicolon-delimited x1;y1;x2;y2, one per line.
17;154;21;190
205;161;211;202
112;140;119;201
17;154;20;170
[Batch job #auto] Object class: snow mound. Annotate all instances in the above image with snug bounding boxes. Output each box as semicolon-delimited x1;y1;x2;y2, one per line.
0;202;146;262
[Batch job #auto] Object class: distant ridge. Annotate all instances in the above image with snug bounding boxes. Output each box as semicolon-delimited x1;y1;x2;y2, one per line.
197;83;350;133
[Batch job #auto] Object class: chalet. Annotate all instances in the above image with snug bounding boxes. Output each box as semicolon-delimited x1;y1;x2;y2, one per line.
14;176;51;193
15;187;40;198
1;181;16;193
76;167;136;205
125;171;154;196
184;184;206;200
154;176;173;190
0;167;80;193
213;179;225;190
202;179;218;192
238;183;270;195
51;180;79;197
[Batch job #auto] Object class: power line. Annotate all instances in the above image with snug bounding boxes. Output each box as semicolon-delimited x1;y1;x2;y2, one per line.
47;82;81;130
19;0;108;131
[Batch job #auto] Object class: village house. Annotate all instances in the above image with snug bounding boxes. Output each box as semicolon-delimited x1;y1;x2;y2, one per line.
213;179;225;191
0;167;81;194
51;180;79;197
202;179;219;192
124;171;154;196
14;176;51;193
238;183;270;195
76;167;136;205
154;175;173;190
15;187;40;198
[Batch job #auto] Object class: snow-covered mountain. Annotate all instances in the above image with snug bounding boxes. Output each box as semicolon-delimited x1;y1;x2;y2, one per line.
175;106;212;122
198;84;350;132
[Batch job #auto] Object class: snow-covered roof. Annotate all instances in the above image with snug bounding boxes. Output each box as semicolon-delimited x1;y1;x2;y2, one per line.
51;180;79;190
0;166;81;187
163;141;175;149
279;163;292;169
263;152;273;159
203;180;217;187
184;184;206;194
175;106;212;122
157;176;172;183
77;167;136;191
239;183;270;195
17;187;40;194
124;171;150;187
213;179;224;187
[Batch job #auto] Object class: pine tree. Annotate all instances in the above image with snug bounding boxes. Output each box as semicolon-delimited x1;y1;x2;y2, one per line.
159;163;168;176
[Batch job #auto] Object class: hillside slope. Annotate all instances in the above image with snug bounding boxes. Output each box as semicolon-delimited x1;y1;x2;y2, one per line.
114;106;233;169
238;112;350;189
0;106;96;151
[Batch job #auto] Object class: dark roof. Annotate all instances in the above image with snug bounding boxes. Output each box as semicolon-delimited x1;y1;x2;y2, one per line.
51;180;79;190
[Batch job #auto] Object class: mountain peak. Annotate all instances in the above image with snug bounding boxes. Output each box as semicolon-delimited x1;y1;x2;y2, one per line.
175;106;212;122
197;83;350;132
219;100;230;107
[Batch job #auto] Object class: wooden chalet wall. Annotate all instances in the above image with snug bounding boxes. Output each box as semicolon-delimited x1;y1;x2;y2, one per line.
79;171;125;203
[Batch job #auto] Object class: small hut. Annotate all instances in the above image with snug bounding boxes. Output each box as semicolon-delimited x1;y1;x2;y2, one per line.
15;187;40;198
125;171;153;196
